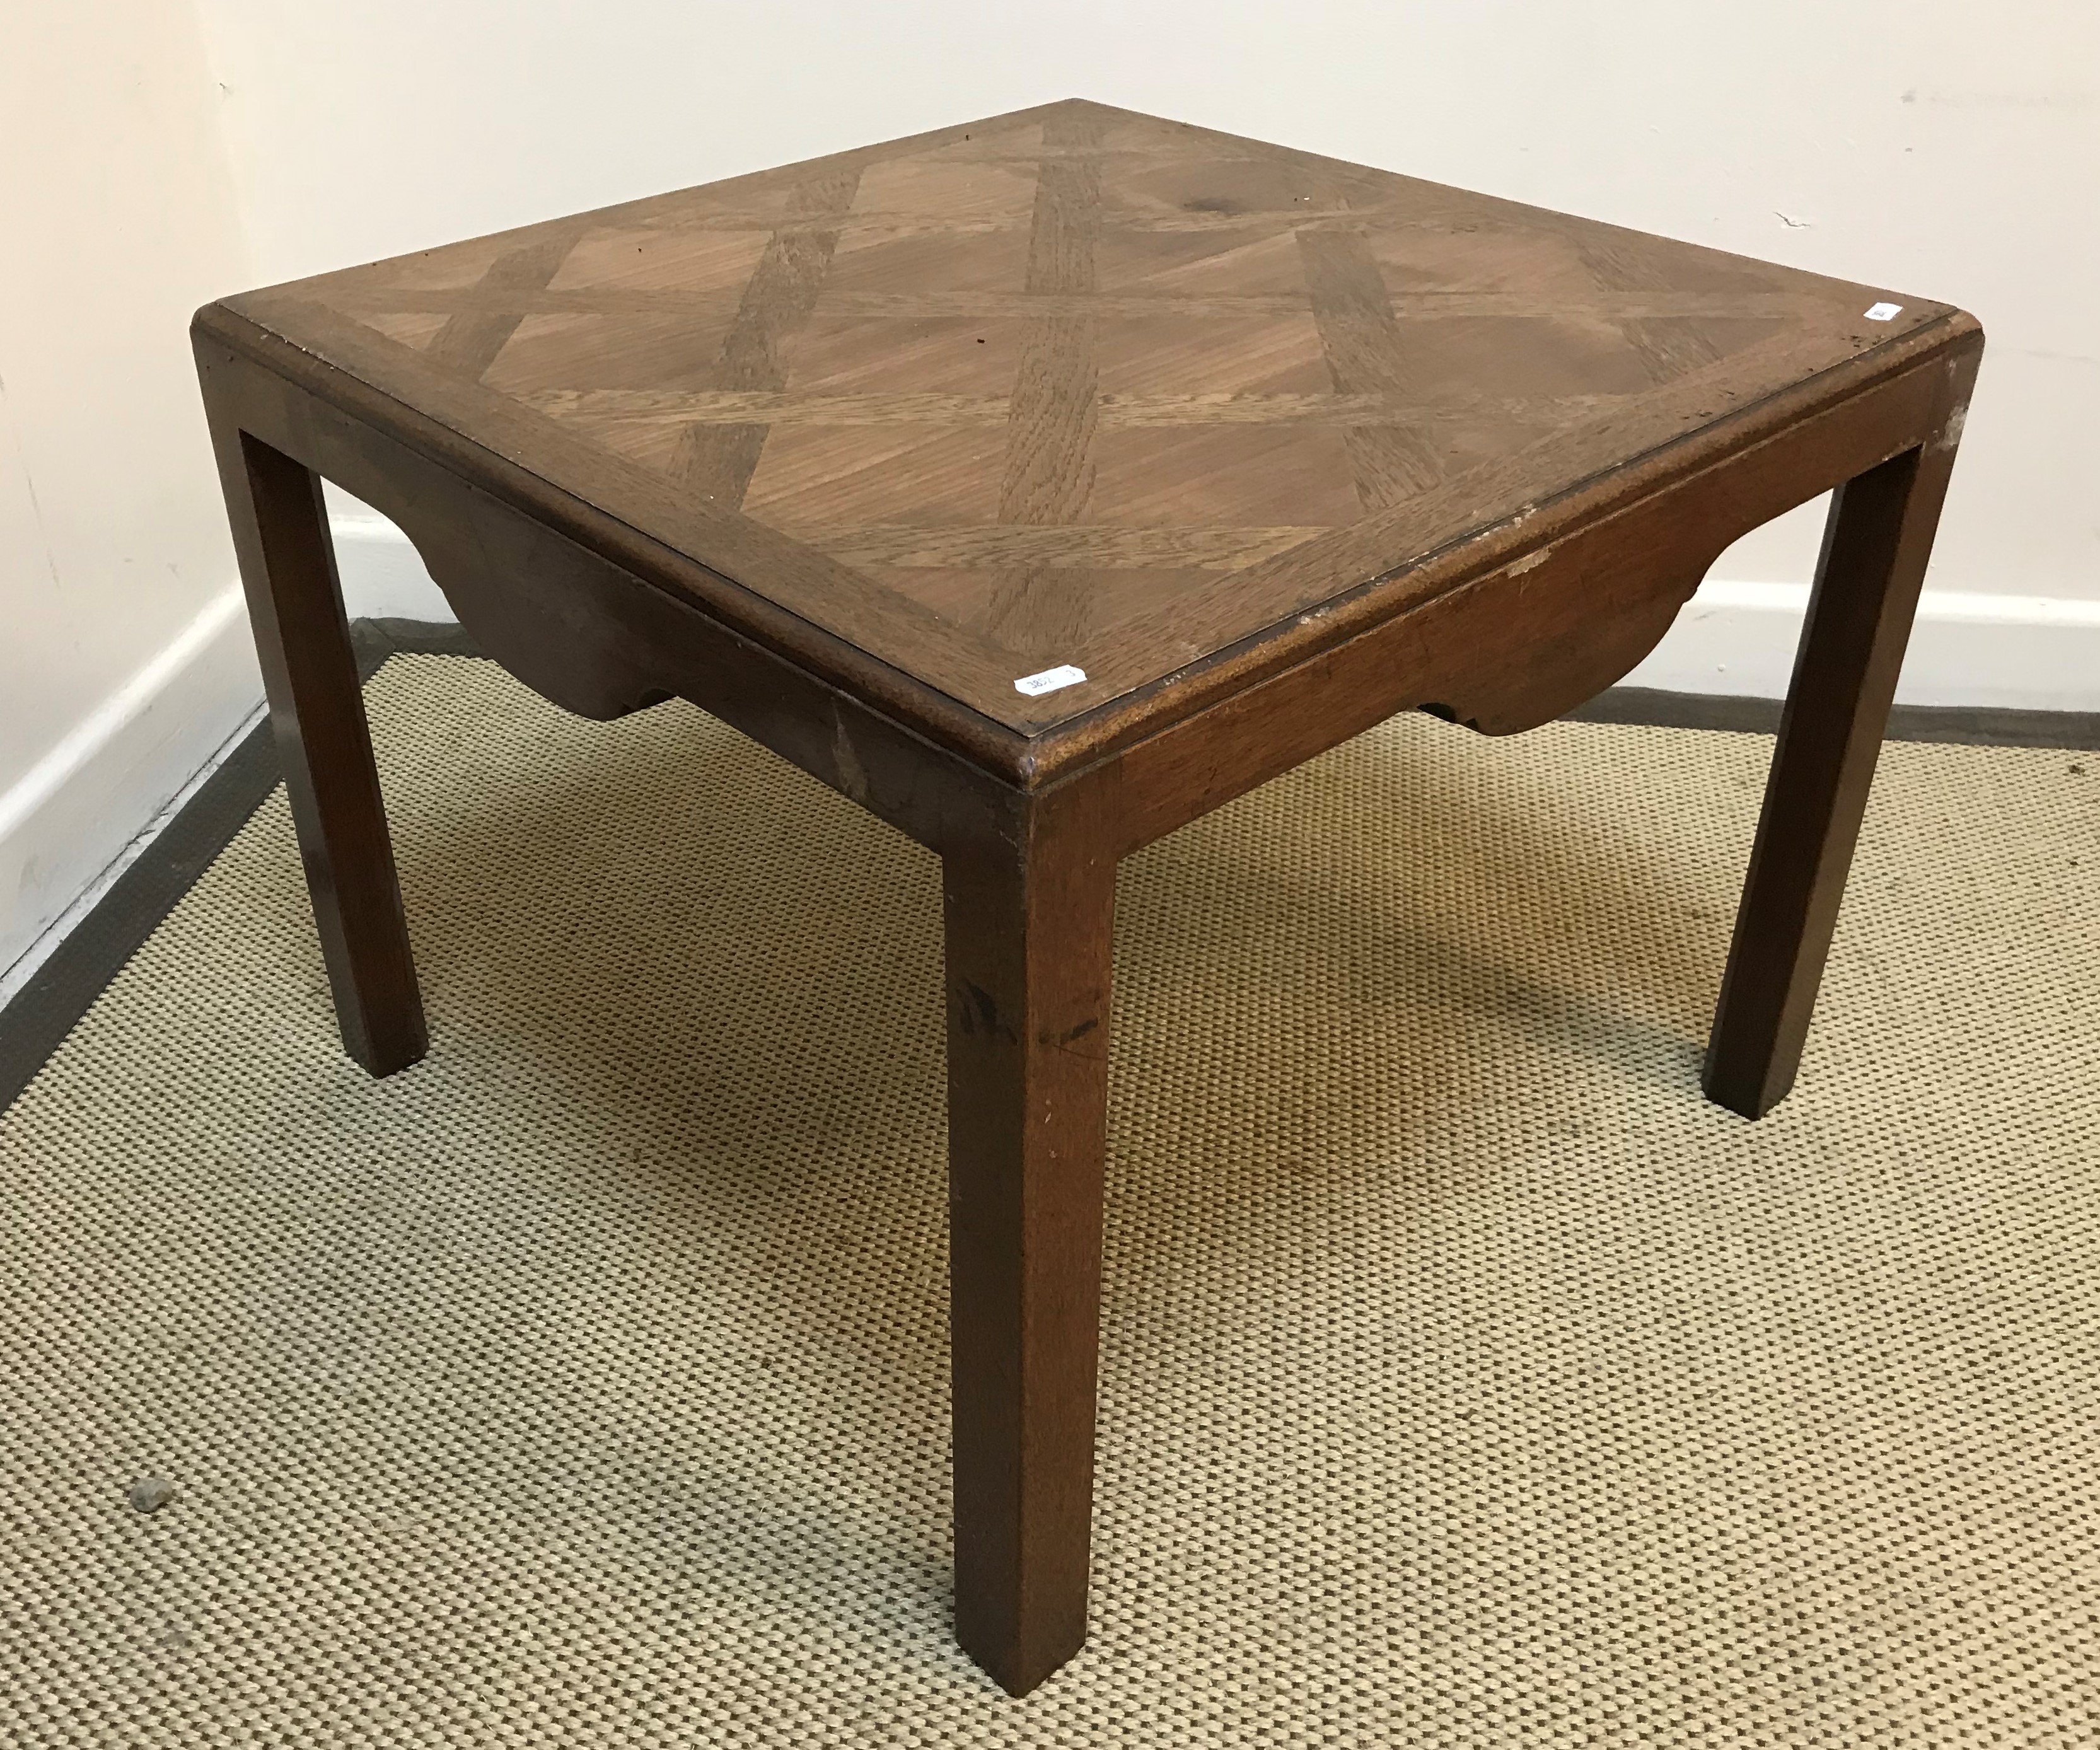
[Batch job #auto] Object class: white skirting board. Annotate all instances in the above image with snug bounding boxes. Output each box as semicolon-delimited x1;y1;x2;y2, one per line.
330;498;2100;713
4;506;2096;1003
1621;579;2100;713
0;585;264;992
326;490;458;622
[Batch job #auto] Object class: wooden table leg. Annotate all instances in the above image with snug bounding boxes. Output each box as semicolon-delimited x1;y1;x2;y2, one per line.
1703;365;1975;1118
207;419;427;1076
943;797;1116;1696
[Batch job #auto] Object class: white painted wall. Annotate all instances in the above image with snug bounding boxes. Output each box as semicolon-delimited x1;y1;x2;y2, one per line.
6;1;2097;987
0;2;261;982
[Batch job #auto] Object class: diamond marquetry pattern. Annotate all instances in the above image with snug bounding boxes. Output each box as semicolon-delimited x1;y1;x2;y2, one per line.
236;100;1939;730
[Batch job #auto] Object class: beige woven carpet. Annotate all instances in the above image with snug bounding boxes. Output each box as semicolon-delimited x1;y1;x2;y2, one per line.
3;654;2097;1747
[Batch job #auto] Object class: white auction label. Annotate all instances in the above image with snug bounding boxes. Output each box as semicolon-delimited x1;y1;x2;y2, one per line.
1864;301;1903;322
1014;664;1088;697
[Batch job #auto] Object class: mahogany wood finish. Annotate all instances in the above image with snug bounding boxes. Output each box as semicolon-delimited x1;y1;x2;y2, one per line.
944;789;1117;1695
205;418;427;1075
1703;352;1978;1118
193;99;1980;1694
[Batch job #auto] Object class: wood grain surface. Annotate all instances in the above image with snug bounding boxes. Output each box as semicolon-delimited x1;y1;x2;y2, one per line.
204;421;427;1075
212;98;1956;741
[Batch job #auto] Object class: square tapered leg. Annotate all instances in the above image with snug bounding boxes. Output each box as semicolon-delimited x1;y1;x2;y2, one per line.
942;802;1116;1695
204;412;426;1076
1705;358;1976;1117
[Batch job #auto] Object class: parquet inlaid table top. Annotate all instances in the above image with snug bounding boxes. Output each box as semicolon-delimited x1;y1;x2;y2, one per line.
193;100;1980;1695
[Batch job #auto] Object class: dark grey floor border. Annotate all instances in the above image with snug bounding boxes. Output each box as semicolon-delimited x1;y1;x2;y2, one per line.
1566;685;2100;749
3;620;2093;1116
0;619;482;1115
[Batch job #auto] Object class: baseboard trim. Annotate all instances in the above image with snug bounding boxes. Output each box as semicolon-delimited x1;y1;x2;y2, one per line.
328;494;460;622
1621;579;2100;712
3;617;2092;1118
327;498;2100;716
325;497;2100;714
0;584;264;980
0;619;430;1116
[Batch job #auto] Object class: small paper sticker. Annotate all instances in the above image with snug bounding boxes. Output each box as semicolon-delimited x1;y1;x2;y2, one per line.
1864;301;1903;322
1014;664;1088;697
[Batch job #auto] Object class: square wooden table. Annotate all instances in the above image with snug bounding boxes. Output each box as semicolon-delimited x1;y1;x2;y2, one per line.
194;100;1980;1694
